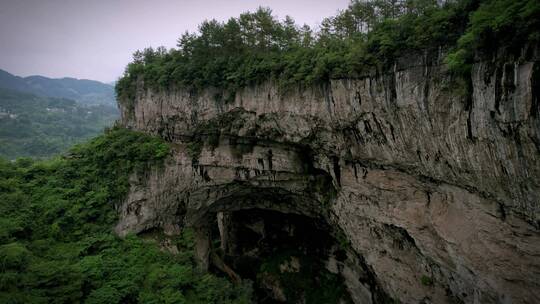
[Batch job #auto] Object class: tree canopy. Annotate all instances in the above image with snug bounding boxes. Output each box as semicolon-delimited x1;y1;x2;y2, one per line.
0;128;252;303
116;0;539;101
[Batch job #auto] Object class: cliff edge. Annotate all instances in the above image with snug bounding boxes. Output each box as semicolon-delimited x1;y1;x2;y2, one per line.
115;48;540;303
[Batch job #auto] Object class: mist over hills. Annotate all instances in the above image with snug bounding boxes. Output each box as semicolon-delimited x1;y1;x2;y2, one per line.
0;69;116;106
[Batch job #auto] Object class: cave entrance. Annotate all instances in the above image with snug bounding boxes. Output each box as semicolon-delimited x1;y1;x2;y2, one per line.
207;208;353;303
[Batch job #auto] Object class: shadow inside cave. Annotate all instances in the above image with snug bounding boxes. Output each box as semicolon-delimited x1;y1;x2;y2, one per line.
206;208;352;303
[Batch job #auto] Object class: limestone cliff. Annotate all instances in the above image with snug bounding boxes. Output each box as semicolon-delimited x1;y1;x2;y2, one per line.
115;48;540;303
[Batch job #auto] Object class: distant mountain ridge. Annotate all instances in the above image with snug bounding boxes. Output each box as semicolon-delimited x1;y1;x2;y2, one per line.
0;69;119;158
0;87;118;159
0;69;116;106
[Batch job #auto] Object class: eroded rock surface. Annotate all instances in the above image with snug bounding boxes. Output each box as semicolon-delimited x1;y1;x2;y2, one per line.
116;49;540;303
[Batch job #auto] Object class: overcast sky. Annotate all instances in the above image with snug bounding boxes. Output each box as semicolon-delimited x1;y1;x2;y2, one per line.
0;0;349;83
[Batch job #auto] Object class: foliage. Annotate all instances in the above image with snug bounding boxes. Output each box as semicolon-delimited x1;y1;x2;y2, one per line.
0;88;119;159
258;250;351;303
186;140;204;162
420;275;434;286
0;127;251;303
446;0;540;74
114;0;537;100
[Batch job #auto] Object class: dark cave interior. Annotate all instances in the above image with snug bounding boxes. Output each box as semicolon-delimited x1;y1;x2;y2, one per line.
208;208;353;303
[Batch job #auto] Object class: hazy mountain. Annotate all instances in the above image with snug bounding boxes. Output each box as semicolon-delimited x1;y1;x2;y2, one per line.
0;88;118;159
0;69;116;106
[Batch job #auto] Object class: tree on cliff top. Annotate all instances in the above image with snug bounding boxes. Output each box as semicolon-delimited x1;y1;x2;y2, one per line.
116;0;539;100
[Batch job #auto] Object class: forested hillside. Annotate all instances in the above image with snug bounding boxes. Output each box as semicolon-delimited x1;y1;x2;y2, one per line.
0;89;117;159
1;0;538;303
0;69;116;106
0;128;252;303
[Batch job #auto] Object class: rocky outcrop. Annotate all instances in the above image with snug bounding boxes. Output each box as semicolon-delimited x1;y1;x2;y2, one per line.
116;48;540;303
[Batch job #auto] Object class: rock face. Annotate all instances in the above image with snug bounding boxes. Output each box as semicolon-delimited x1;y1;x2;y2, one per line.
116;49;540;303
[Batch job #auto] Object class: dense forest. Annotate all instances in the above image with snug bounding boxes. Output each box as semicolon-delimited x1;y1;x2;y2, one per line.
0;89;118;159
1;0;539;303
0;128;252;303
116;0;539;100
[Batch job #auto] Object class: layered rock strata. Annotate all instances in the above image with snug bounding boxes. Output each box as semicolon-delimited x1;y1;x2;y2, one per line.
116;49;540;303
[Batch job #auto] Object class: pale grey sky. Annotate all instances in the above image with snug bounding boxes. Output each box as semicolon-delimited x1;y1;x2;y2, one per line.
0;0;350;83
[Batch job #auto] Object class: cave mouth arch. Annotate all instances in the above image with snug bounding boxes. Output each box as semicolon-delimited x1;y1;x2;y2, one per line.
205;207;354;303
184;184;380;304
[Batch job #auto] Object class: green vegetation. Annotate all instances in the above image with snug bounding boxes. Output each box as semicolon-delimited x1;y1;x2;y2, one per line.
420;275;434;286
186;140;204;162
0;69;117;107
0;88;118;159
0;127;251;303
116;0;539;101
258;251;351;304
2;1;537;302
446;0;539;74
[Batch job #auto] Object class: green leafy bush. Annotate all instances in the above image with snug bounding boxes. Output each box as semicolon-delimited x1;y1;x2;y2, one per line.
0;242;31;271
420;275;434;286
